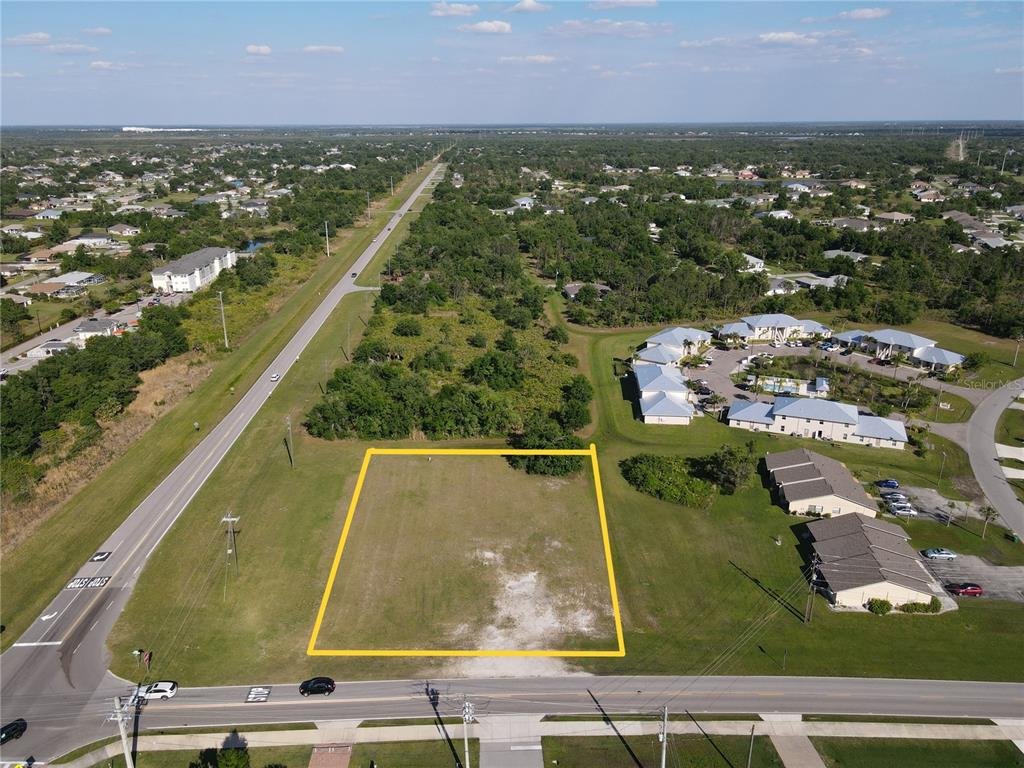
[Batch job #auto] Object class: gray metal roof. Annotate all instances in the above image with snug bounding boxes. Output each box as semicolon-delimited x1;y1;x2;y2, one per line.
868;328;936;350
772;396;859;425
634;362;688;395
914;346;966;366
853;415;908;443
640;391;695;418
152;247;231;277
727;400;774;424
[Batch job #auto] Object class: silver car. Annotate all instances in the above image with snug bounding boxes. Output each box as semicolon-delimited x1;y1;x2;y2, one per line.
923;548;957;560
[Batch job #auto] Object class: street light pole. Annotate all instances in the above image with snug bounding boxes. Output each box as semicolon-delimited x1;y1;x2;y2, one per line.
217;290;230;350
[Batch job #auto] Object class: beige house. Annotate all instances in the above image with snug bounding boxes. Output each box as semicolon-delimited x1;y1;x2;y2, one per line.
804;514;946;610
765;449;877;518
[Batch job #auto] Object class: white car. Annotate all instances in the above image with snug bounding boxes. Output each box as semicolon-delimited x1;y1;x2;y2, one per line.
924;548;958;560
138;681;178;701
270;373;281;382
890;506;918;517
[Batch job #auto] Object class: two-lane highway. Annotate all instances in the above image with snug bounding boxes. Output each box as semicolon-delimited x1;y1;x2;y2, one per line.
0;164;445;761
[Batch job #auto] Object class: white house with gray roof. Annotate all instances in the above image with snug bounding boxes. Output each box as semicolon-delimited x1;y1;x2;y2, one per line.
151;246;237;293
641;326;712;362
833;328;966;372
727;396;907;449
632;362;696;425
716;314;831;344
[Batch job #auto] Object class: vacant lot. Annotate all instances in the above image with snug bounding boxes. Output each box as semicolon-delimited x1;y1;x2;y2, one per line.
810;737;1024;768
311;452;619;655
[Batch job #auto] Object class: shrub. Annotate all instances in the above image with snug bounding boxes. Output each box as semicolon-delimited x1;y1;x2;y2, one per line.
393;317;423;337
545;325;569;344
867;598;892;615
897;596;941;614
620;454;716;507
506;415;585;476
467;331;488;348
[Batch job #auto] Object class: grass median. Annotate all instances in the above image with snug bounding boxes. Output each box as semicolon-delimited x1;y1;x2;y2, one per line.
0;162;435;650
809;737;1024;768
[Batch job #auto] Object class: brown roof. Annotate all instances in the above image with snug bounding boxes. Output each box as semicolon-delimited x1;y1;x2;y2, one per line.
766;448;877;511
806;513;939;595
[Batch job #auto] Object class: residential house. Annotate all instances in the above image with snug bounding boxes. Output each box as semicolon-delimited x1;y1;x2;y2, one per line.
847;328;967;372
151;246;238;293
765;448;877;518
803;514;946;609
73;317;117;343
754;210;794;220
741;253;766;273
632;362;696;425
726;396;908;450
716;314;831;344
764;278;799;297
562;281;611;301
822;249;870;263
26;339;71;359
874;212;915;225
67;232;113;249
108;223;141;237
641;326;712;362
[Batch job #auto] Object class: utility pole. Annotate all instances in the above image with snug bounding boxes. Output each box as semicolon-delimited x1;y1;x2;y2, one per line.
112;696;135;768
658;705;669;768
746;724;756;768
938;450;947;487
366;190;371;222
217;290;230;350
390;175;394;196
1013;335;1023;368
222;513;240;600
324;221;331;259
462;696;474;768
804;556;819;625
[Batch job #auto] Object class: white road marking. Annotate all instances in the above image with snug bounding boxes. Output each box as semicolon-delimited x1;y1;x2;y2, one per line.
12;641;62;647
41;612;57;621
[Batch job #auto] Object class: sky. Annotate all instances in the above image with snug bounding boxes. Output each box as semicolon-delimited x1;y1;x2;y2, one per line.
1;1;1022;125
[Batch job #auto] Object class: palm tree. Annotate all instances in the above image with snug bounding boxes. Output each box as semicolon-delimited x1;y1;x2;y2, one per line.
945;500;957;528
981;506;1000;539
891;351;909;380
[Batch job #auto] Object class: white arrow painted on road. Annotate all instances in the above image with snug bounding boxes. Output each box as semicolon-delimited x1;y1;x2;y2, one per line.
41;612;57;621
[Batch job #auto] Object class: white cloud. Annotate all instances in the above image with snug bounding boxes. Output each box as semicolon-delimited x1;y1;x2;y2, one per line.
5;32;51;46
758;31;820;46
839;8;892;20
550;19;672;38
590;0;657;8
1;71;25;78
303;45;344;54
994;65;1024;75
509;0;551;11
430;2;479;16
458;20;512;33
89;60;127;71
245;44;272;56
47;44;99;55
678;36;735;49
83;26;112;36
499;54;557;63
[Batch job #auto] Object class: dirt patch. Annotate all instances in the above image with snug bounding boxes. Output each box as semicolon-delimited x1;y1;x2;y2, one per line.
1;352;214;554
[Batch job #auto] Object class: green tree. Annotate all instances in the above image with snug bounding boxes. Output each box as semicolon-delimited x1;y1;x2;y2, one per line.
506;415;585;476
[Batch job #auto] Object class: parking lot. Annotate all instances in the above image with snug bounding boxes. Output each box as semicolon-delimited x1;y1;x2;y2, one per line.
923;555;1024;603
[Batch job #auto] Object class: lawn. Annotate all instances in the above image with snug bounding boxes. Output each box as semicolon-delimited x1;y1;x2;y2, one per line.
996;406;1024;446
809;738;1024;768
311;453;617;654
350;739;479;767
0;162;437;651
541;735;783;768
88;746;312;768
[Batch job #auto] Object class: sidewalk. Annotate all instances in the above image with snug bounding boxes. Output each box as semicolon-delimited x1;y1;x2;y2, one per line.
59;716;1024;768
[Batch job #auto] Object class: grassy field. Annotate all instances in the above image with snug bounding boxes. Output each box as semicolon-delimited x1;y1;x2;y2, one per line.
0;162;436;651
541;735;783;768
350;739;479;767
996;406;1024;445
809;738;1024;768
106;291;1024;685
312;453;617;653
88;746;312;768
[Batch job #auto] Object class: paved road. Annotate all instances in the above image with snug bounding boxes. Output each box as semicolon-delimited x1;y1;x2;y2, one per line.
967;377;1024;535
3;674;1022;762
0;164;445;762
1;293;187;375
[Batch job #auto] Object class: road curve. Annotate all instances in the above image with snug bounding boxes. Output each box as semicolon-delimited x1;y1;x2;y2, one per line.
967;376;1024;534
0;164;445;762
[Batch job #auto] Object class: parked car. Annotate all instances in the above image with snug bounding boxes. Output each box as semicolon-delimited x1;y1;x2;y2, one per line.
869;357;885;365
299;677;336;696
697;386;713;396
270;373;281;382
876;479;900;489
923;548;958;560
889;504;918;517
881;492;908;502
771;341;783;348
948;583;983;597
138;681;178;701
351;272;357;278
0;719;27;745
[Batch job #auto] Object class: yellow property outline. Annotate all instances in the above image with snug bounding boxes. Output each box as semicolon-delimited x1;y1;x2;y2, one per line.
306;444;625;658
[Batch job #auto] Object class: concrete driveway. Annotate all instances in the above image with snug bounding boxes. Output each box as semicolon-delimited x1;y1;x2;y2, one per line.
923;555;1024;603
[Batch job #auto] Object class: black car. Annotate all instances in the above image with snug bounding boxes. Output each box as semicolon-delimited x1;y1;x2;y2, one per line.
0;718;27;744
299;676;336;696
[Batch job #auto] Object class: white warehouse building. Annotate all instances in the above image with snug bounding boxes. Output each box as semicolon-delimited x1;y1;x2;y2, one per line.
151;247;237;293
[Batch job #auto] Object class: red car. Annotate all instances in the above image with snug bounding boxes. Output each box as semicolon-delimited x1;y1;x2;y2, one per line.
948;583;983;597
